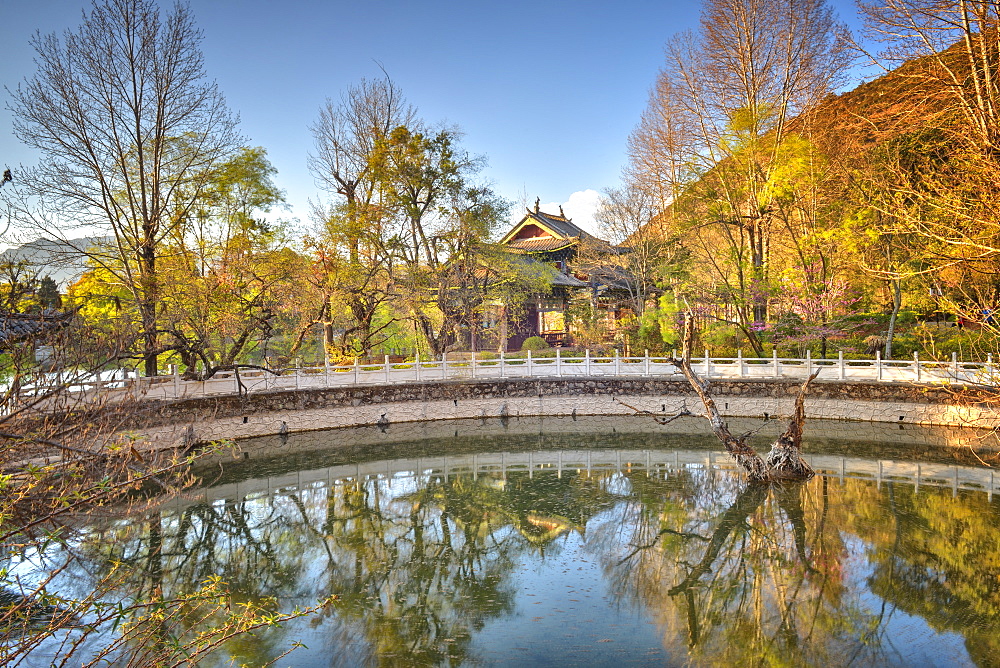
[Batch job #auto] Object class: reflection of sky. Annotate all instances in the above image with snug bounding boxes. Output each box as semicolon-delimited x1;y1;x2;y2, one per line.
469;517;668;666
841;535;975;668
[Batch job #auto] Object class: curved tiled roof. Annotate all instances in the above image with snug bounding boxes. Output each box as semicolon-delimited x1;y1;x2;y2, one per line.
0;309;74;349
499;208;621;257
550;271;588;288
500;208;593;245
528;211;586;239
505;237;579;253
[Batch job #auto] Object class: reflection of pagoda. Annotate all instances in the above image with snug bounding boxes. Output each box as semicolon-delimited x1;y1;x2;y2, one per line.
402;468;624;553
517;513;585;545
486;470;617;550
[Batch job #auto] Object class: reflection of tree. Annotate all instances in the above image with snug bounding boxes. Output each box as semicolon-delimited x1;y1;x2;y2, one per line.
315;476;521;666
608;473;886;666
852;484;1000;665
335;470;624;664
69;467;623;666
23;454;1000;666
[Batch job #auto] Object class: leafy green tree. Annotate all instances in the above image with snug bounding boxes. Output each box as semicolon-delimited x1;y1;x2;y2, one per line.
37;276;60;310
67;147;294;377
628;0;852;355
302;201;399;359
311;81;550;357
0;260;42;313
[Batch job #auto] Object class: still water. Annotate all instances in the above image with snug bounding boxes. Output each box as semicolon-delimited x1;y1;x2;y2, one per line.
13;416;1000;666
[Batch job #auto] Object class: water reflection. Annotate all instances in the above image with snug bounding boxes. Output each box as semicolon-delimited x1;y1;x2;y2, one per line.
8;421;1000;666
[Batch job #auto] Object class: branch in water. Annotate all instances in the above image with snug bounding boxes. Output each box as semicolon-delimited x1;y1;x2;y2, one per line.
664;313;817;483
614;397;695;425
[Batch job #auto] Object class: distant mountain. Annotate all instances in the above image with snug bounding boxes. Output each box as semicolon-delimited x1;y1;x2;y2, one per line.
0;237;109;288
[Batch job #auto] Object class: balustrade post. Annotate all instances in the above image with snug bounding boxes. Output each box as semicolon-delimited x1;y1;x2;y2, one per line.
876;350;883;381
645;349;650;376
527;349;533;377
325;355;331;388
704;349;710;379
806;350;812;378
838;350;845;380
442;352;448;380
354;357;359;385
952;351;959;379
585;349;591;376
557;348;562;377
172;363;180;398
615;349;620;376
737;349;744;378
773;349;780;377
471;350;477;379
989;354;995;382
500;351;505;378
914;351;921;381
385;355;391;383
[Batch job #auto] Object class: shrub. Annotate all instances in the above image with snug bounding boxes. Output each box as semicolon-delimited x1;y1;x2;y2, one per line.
521;336;551;351
701;324;745;356
909;322;1000;360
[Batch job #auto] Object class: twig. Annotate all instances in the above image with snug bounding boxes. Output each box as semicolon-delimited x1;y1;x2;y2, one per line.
613;396;696;424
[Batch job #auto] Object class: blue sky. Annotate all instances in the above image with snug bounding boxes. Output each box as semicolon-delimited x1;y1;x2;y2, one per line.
1;0;866;237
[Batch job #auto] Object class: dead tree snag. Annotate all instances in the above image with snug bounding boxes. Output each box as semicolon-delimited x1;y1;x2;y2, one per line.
666;315;817;483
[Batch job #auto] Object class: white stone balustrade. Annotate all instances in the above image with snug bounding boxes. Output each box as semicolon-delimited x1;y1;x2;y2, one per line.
20;349;999;403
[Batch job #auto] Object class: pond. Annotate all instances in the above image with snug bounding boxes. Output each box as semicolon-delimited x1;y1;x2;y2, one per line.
7;416;1000;666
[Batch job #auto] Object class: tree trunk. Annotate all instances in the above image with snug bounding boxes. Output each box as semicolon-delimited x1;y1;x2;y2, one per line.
672;313;815;483
763;371;818;479
139;244;159;377
885;278;902;360
498;305;508;353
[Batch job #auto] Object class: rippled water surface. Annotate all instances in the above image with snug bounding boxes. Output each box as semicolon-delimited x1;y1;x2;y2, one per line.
11;417;1000;666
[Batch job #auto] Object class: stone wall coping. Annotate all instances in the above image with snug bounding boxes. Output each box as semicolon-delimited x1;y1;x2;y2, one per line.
126;376;998;449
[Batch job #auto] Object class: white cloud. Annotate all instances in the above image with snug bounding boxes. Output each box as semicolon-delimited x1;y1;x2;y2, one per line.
544;189;601;230
506;189;604;233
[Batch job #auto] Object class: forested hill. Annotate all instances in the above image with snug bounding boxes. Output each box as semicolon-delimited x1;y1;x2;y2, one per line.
620;4;1000;362
797;40;972;159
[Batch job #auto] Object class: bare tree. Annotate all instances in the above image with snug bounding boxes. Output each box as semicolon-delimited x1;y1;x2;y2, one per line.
309;75;415;268
7;0;240;376
595;183;677;322
674;314;817;482
308;77;416;357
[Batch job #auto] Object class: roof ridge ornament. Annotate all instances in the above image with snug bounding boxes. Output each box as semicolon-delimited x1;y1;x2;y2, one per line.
534;197;540;213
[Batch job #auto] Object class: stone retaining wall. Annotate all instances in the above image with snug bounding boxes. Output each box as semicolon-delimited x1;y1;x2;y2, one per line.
134;377;999;449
